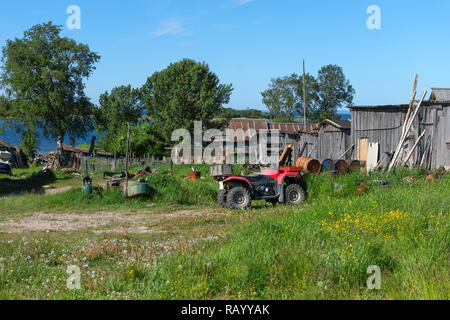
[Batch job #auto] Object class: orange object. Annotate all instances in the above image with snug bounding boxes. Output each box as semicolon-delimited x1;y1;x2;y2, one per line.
188;171;201;182
356;182;369;194
295;157;321;174
334;160;349;174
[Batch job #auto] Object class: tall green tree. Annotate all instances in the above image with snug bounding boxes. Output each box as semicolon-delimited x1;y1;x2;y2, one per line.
99;121;166;158
314;64;354;121
261;73;318;121
95;85;143;155
261;65;354;122
141;59;233;144
0;22;100;165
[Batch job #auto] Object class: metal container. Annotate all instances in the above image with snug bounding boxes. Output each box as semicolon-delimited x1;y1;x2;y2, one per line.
319;159;335;173
295;157;321;174
122;180;150;197
82;177;93;194
347;160;361;172
334;160;349;174
188;171;201;182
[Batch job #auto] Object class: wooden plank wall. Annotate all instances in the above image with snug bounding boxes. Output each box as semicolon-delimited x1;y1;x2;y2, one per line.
351;104;450;169
295;126;350;160
351;106;408;162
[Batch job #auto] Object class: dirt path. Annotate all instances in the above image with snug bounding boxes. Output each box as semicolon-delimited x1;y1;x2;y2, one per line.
0;209;225;234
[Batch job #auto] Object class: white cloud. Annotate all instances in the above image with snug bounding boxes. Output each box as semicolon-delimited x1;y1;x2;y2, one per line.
153;18;185;36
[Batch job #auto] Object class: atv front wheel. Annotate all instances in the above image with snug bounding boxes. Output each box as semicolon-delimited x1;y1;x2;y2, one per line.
226;186;252;210
284;184;305;206
217;189;228;208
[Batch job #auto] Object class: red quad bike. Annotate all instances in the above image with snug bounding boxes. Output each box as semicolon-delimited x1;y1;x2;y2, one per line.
217;167;305;210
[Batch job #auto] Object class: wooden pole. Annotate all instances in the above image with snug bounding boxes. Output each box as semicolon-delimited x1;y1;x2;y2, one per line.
388;91;426;170
402;130;426;167
125;122;130;197
338;144;355;160
303;59;307;132
403;74;418;136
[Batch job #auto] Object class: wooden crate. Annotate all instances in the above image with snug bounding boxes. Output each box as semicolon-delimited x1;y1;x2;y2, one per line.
210;164;233;177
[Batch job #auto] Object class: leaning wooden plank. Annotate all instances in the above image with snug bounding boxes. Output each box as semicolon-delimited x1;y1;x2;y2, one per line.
402;74;418;136
388;91;427;170
367;142;379;172
338;144;355;160
402;130;426;167
358;139;369;162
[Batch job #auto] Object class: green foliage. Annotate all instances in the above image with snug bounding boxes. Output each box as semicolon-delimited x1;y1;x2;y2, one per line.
0;22;100;151
146;172;449;300
141;59;233;144
93;84;158;156
261;65;354;122
19;123;39;159
103;121;166;157
95;84;143;132
218;107;270;119
313;65;355;120
0;168;448;299
261;73;317;121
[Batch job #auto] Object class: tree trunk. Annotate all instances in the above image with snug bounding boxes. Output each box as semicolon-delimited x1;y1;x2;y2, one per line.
54;134;65;168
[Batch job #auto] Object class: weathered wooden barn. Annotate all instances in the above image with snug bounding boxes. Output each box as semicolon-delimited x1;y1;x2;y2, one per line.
350;88;450;169
296;120;351;159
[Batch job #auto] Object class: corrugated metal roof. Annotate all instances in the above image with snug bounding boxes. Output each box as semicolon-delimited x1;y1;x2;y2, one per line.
225;119;319;141
324;119;351;130
349;104;409;109
430;88;450;102
62;145;112;157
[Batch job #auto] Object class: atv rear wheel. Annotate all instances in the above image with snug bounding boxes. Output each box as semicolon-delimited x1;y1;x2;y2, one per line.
285;184;305;206
217;189;228;208
226;186;252;210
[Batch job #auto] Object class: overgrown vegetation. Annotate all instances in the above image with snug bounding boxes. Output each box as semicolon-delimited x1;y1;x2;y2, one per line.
0;166;448;299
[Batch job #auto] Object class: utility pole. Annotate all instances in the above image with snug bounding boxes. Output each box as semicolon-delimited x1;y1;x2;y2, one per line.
125;122;130;197
302;59;307;132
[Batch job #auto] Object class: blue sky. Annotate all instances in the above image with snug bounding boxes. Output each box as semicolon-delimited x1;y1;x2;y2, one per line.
1;0;450;112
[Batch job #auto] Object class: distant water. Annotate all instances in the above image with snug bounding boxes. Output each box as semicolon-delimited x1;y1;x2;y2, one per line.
0;121;97;154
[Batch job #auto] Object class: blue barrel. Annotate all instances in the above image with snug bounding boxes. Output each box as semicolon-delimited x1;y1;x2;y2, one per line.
319;158;335;173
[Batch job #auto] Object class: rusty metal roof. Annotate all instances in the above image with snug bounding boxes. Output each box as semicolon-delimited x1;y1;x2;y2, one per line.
228;119;269;132
269;122;319;133
62;145;112;157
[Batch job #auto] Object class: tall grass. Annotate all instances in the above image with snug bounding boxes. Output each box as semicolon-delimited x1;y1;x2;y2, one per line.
135;171;450;300
0;166;448;299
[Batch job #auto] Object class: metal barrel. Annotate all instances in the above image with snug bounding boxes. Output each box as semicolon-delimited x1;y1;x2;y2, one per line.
295;157;321;174
347;160;361;172
319;158;335;173
188;171;201;182
334;159;349;174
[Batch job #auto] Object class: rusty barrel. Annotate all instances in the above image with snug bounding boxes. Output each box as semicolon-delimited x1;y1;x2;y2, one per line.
347;160;361;172
295;157;321;174
319;158;335;173
188;171;201;181
334;159;349;174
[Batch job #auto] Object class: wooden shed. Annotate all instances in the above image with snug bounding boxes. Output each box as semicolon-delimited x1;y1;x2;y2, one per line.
296;120;351;159
350;89;450;169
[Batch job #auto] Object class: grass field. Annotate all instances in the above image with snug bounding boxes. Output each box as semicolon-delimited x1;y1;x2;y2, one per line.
0;165;448;299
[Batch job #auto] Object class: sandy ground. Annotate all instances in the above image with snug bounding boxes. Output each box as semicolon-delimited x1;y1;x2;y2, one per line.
0;209;223;234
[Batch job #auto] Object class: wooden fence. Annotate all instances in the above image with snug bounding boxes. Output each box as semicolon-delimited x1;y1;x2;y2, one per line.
80;156;169;175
